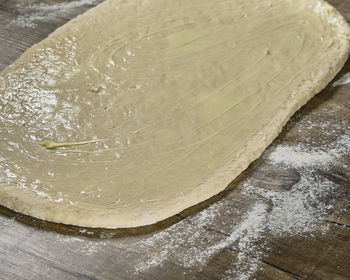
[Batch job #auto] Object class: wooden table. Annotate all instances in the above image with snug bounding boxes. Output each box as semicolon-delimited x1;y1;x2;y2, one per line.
0;1;349;279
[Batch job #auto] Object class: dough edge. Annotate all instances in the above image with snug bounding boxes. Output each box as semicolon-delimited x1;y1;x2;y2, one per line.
0;0;349;228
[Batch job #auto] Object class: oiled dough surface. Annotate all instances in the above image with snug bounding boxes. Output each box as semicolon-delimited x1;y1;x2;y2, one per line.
0;0;349;228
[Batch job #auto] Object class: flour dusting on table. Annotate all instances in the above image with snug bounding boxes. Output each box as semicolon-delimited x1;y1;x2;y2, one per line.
56;234;107;256
9;0;101;28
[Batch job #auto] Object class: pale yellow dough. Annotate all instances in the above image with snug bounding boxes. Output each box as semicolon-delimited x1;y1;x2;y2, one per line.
0;0;349;228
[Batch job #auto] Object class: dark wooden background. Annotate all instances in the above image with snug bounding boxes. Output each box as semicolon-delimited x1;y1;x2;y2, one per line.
0;1;349;279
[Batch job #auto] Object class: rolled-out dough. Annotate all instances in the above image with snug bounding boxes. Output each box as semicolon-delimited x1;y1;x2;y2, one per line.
0;0;349;228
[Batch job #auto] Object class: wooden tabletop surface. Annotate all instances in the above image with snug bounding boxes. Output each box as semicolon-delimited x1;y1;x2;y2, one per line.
0;1;350;279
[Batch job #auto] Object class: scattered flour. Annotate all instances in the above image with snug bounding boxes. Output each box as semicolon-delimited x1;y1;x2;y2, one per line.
55;234;107;256
81;241;107;255
56;234;84;245
211;202;268;280
0;216;16;229
9;0;101;28
268;145;332;167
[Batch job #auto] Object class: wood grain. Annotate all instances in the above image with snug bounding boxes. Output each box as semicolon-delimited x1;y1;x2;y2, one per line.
0;1;350;279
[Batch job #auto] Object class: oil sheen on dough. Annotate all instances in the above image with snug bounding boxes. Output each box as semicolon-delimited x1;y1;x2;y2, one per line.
0;0;349;228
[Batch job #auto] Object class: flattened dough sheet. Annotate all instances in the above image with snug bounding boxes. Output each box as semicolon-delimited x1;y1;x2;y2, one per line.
0;0;349;228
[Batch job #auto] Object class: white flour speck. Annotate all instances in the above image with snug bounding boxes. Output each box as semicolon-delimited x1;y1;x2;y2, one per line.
0;216;16;229
55;234;107;256
268;145;332;167
81;241;107;255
